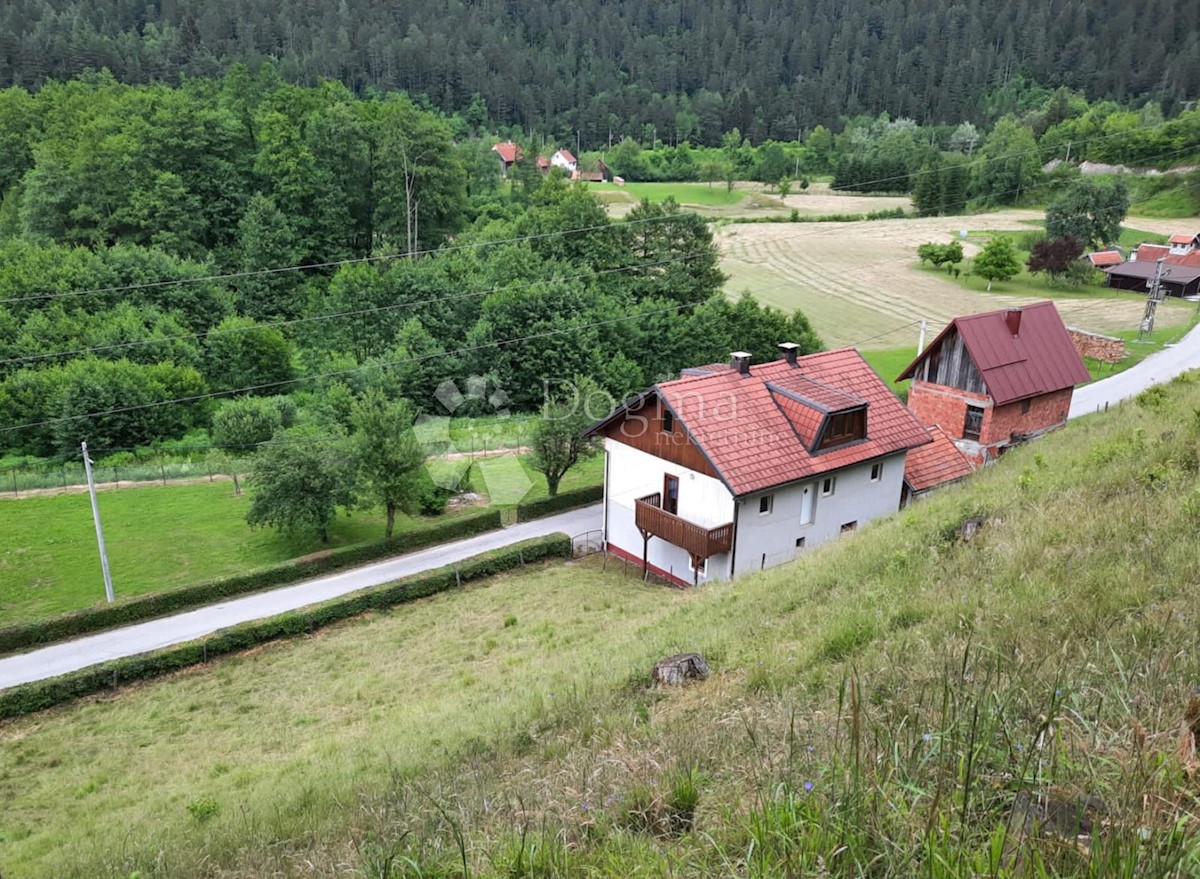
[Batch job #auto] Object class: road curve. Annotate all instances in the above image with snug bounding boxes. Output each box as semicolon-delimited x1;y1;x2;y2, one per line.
0;504;602;690
1069;318;1200;419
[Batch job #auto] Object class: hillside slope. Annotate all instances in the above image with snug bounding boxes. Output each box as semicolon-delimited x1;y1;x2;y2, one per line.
2;0;1197;138
4;374;1200;876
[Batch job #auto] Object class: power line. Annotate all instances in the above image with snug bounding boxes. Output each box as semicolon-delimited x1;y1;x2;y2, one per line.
4;126;1189;310
2;147;1196;434
0;213;681;307
0;250;717;367
8;146;1196;370
0;300;701;435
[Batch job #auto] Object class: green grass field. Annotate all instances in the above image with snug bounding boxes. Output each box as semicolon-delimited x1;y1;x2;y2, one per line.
6;372;1200;876
589;181;750;207
860;346;919;392
0;454;604;625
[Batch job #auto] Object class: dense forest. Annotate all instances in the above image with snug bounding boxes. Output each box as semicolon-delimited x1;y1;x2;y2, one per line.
0;0;1197;144
0;71;822;462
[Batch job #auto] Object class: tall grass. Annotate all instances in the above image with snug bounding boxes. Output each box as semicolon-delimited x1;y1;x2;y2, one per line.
5;374;1200;876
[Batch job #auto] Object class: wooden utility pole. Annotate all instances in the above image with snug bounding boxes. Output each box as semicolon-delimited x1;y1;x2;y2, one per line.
1139;257;1167;339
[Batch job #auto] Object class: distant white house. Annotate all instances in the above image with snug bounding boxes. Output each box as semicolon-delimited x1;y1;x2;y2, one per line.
550;149;577;174
585;346;932;586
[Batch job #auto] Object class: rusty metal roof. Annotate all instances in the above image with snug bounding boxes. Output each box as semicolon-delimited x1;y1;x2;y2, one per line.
898;301;1090;406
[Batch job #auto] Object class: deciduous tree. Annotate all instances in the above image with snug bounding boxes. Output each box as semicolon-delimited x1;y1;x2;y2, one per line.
528;375;604;497
350;390;426;538
972;236;1022;290
1045;178;1129;249
245;428;353;543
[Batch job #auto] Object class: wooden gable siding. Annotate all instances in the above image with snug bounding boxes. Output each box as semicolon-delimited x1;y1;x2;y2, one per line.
917;329;987;395
601;396;720;480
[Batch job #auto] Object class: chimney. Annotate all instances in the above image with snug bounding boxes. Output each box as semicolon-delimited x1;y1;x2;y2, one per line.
778;342;800;366
1005;308;1022;336
730;351;752;376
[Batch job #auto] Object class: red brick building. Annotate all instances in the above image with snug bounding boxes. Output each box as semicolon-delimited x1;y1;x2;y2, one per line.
897;302;1090;463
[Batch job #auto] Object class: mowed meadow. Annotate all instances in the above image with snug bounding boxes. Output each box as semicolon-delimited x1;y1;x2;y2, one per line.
718;209;1198;349
5;373;1200;876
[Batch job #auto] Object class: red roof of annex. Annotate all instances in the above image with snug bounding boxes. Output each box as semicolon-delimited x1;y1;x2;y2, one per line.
897;301;1090;406
904;425;975;493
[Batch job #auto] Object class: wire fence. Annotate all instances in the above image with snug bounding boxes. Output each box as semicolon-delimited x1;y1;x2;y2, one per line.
0;455;252;497
0;425;535;498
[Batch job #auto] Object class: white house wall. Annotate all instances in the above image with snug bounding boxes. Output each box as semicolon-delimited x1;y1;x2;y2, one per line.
732;452;907;576
603;439;734;583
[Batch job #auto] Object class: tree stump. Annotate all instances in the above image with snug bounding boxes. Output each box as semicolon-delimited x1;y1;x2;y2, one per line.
652;653;711;686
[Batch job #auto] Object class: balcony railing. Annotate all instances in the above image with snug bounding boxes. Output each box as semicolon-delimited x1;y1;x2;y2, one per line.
635;492;734;560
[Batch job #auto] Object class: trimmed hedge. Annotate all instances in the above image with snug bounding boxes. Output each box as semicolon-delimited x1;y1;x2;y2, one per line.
516;484;603;522
0;508;503;655
0;534;571;720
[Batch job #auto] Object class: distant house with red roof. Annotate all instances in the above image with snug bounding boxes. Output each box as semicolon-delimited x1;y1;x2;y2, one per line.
586;345;931;586
550;149;577;174
1086;249;1123;268
898;302;1089;464
491;141;523;177
901;425;976;506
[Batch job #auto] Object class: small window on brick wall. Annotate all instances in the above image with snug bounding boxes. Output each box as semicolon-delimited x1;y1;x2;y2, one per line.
1020;399;1031;415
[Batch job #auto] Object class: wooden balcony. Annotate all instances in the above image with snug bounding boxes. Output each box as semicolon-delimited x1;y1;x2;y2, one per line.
635;492;734;560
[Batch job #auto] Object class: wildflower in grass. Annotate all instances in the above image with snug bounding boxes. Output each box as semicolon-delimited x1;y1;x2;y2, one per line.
922;732;933;743
803;781;814;793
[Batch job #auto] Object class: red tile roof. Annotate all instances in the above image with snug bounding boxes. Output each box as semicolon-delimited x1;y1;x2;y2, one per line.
598;349;931;497
898;301;1090;406
904;425;975;493
555;149;577;164
492;141;522;163
1169;233;1198;245
1087;250;1123;266
1135;243;1200;267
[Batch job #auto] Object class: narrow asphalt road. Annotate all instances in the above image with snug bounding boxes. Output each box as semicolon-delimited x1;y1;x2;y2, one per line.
5;324;1198;693
0;504;602;690
1069;318;1200;418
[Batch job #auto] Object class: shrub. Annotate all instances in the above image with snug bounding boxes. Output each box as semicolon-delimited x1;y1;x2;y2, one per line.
516;484;603;521
0;534;571;719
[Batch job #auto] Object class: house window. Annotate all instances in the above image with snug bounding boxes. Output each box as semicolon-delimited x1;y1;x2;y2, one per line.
1020;399;1031;415
687;556;708;576
817;408;867;450
663;474;679;515
795;537;805;549
870;463;883;482
821;477;836;497
963;405;984;441
661;407;674;433
758;494;774;515
841;521;858;534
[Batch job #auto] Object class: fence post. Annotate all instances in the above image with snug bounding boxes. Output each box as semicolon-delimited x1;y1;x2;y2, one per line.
61;467;67;489
113;467;119;488
160;462;167;486
11;469;17;498
455;568;462;588
207;462;214;483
